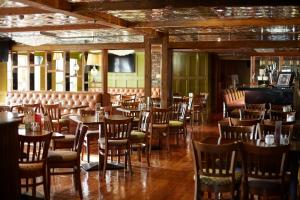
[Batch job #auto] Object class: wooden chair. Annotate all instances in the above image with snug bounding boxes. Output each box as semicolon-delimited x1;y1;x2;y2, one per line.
23;103;42;114
171;96;184;120
80;109;99;163
99;117;133;176
191;141;240;200
122;94;136;102
130;110;150;166
191;95;206;125
269;110;296;123
151;97;161;108
245;103;265;111
229;118;260;127
256;123;294;142
42;115;75;150
43;104;69;133
110;93;122;106
239;109;265;120
47;123;88;199
149;107;170;154
0;105;11;112
18;132;52;200
218;124;255;141
240;142;290;199
270;104;292;111
169;102;188;145
121;101;140;129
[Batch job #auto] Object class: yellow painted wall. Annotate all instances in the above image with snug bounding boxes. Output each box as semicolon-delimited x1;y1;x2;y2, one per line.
0;62;7;103
108;52;144;88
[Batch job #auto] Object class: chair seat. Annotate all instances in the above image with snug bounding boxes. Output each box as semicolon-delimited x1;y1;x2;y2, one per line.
47;150;77;162
130;131;146;142
169;120;183;127
152;124;169;129
19;163;43;175
199;170;241;186
86;130;99;137
54;134;75;142
99;138;129;149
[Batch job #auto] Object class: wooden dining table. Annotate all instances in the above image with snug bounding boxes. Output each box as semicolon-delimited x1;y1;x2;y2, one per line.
197;136;300;200
69;114;131;171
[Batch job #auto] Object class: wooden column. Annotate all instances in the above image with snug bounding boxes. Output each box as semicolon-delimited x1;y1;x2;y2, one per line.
102;49;109;106
250;56;256;85
161;34;172;108
144;37;152;97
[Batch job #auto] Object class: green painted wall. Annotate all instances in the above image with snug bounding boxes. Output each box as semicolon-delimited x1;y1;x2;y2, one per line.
0;62;7;103
172;52;211;111
108;52;144;88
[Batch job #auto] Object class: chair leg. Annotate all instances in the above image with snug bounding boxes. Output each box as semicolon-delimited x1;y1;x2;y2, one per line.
102;151;108;177
43;171;49;200
86;139;90;163
166;129;170;151
32;178;36;199
138;145;142;162
47;167;51;199
75;165;83;199
127;147;132;174
147;136;151;167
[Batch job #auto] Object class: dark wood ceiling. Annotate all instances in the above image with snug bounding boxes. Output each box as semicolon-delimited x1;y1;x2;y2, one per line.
2;0;300;55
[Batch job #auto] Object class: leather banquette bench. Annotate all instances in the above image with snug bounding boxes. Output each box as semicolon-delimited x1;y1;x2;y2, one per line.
107;87;160;98
6;91;102;115
223;88;245;116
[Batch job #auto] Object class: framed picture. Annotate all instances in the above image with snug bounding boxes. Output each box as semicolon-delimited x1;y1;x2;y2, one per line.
276;72;294;87
108;53;135;73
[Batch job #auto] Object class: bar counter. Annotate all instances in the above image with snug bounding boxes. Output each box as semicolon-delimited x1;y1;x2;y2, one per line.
239;86;293;105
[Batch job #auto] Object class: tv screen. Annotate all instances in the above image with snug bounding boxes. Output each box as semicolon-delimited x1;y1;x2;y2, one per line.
108;53;135;73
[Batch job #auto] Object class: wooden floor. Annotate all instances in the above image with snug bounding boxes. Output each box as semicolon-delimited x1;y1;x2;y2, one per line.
26;115;219;200
30;114;298;200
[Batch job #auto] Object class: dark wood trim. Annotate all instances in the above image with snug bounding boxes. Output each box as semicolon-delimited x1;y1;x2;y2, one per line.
0;6;52;15
0;24;109;32
133;18;300;28
71;0;300;11
144;37;152;97
102;49;108;94
12;43;145;51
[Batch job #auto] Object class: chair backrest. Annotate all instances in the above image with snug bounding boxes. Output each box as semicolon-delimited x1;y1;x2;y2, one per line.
0;106;10;112
110;94;122;106
122;94;136;102
103;117;133;141
151;107;170;125
121;101;139;117
138;110;150;133
192;95;204;111
256;123;293;141
240;109;265;120
218;124;255;141
245;103;265;111
43;115;54;132
18;132;52;166
171;97;184;119
229;117;260;126
43;104;61;120
73;123;88;154
192;141;239;179
151;97;161;108
80;109;95;116
23;103;42;114
270;104;292;111
241;142;289;181
269;110;296;122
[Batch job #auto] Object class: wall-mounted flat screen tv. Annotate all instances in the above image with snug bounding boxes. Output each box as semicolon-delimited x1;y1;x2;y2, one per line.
108;53;135;73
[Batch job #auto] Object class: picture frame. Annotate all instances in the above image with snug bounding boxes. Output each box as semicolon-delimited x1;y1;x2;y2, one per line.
276;72;294;87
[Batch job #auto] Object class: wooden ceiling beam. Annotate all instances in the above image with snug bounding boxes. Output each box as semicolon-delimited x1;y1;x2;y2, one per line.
0;6;52;15
12;42;144;51
133;18;300;28
71;0;300;11
14;0;158;36
0;24;109;33
169;41;300;49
